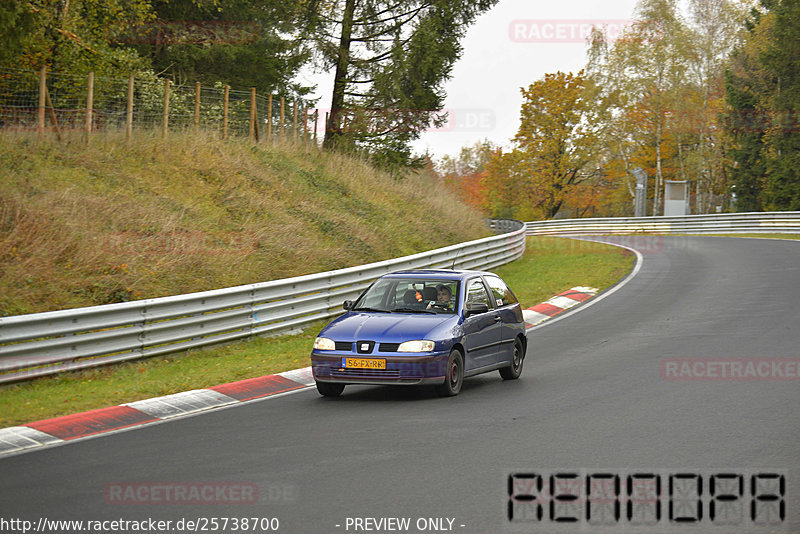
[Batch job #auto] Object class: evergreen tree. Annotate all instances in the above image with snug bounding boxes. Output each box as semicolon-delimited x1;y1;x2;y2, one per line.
724;65;766;211
139;0;312;96
309;0;497;169
761;0;800;209
723;0;800;211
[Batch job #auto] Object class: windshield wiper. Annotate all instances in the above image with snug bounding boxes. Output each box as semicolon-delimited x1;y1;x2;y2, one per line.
352;307;390;313
393;307;436;314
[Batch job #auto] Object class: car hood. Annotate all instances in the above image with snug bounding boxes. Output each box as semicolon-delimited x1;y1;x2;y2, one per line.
320;312;456;342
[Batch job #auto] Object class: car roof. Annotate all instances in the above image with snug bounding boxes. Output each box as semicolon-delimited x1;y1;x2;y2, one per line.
381;269;495;281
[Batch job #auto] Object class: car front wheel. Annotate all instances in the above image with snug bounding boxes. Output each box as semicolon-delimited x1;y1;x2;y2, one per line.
316;381;345;397
499;338;524;380
436;349;464;397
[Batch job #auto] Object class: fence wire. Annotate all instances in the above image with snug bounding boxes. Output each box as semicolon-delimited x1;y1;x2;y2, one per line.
0;68;319;142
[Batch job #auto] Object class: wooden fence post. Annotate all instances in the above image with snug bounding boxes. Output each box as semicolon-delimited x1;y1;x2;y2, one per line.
292;100;297;140
126;75;134;142
313;109;318;144
267;94;272;141
162;79;170;140
222;85;229;140
194;82;201;134
249;87;256;142
85;71;94;145
254;94;260;142
280;97;285;141
38;66;46;141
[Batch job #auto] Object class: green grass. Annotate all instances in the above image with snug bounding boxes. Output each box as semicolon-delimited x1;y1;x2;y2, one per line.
0;130;489;315
0;324;327;428
0;236;634;428
494;236;636;306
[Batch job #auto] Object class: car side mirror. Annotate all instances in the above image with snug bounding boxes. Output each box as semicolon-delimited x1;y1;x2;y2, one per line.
343;300;354;311
465;302;489;317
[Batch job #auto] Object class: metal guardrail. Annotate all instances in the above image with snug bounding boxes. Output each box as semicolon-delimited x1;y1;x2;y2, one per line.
0;221;526;383
525;211;800;236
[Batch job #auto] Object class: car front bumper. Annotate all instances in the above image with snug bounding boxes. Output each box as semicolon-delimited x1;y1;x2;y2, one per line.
311;351;449;385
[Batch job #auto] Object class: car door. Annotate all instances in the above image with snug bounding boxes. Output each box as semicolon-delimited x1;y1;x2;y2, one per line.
461;277;502;371
483;275;524;364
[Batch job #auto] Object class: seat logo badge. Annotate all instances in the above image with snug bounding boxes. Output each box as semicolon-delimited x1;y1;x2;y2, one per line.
361;343;370;351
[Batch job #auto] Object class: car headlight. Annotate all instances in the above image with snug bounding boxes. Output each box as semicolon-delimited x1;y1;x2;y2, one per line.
313;337;336;351
397;340;435;352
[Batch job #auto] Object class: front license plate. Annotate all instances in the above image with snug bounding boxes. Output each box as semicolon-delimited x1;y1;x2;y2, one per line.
342;358;386;369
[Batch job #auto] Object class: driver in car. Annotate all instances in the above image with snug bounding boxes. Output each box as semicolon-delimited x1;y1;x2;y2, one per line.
427;284;453;311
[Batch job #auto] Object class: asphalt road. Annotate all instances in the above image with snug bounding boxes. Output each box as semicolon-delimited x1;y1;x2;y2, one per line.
0;235;797;534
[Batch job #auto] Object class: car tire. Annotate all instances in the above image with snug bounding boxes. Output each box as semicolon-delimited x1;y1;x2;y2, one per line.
499;337;524;380
316;381;345;397
436;349;464;397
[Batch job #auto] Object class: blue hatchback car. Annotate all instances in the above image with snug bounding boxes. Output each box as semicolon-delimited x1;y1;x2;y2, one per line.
310;269;527;397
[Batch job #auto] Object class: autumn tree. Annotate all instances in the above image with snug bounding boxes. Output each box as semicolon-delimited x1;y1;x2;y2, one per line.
436;140;496;212
587;0;749;214
680;0;747;212
587;0;689;215
483;71;602;219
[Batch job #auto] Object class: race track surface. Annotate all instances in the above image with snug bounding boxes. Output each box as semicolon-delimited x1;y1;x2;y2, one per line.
0;236;797;534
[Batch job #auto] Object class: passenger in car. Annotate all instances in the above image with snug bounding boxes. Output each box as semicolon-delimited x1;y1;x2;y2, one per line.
403;289;419;305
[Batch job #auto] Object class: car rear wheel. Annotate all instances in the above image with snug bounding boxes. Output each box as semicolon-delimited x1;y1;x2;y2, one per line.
499;338;524;380
436;349;464;397
316;381;345;397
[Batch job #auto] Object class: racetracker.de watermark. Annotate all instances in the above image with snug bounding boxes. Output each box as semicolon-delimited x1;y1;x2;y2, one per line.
431;108;496;133
509;19;635;43
661;358;800;381
104;482;259;505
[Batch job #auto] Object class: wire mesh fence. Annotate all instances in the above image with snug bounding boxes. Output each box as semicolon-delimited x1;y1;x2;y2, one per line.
0;67;320;143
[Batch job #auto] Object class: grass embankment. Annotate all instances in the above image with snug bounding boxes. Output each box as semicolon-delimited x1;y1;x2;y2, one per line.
0;236;635;427
0;131;488;315
494;236;635;305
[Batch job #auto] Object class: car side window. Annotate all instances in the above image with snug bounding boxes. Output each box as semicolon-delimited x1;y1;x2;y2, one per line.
484;276;518;307
466;278;491;309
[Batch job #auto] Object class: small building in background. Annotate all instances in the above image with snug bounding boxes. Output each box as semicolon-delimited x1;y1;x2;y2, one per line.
664;180;689;216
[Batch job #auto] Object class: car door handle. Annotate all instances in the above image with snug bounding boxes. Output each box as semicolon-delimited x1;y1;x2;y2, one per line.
494;315;502;322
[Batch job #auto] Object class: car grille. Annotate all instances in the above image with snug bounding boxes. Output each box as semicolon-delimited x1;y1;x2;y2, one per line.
331;369;401;378
333;341;400;352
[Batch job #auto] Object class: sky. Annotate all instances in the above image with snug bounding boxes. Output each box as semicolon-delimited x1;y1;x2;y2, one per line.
299;0;641;162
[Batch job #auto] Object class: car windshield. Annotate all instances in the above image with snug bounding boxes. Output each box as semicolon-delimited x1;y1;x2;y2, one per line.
352;277;459;314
